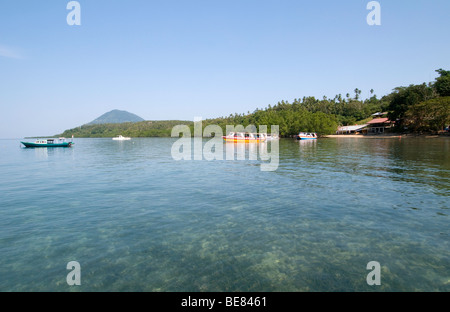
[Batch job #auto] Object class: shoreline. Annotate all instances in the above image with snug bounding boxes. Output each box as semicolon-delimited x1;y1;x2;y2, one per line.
19;132;449;140
324;134;449;139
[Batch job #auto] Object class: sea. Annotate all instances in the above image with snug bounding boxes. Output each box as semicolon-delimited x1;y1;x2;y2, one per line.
0;137;449;292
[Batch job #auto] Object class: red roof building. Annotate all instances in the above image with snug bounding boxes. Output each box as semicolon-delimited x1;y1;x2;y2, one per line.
367;118;394;134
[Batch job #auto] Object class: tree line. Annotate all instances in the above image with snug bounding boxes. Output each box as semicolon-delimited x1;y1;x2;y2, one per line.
58;69;450;138
205;68;449;136
59;120;193;138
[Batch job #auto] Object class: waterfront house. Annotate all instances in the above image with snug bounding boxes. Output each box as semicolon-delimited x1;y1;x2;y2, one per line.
367;118;394;134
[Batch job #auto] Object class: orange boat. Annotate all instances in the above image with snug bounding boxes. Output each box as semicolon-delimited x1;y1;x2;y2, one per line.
222;132;267;143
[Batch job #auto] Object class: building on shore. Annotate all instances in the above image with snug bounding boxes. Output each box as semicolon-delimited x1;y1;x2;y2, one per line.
367;117;395;134
336;112;395;135
336;124;368;135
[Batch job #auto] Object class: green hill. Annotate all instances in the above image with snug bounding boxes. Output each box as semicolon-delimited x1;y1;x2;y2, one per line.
59;120;193;138
86;109;145;125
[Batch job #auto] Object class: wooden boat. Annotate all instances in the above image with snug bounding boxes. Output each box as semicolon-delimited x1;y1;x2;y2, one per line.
21;138;74;148
297;132;318;140
222;132;267;143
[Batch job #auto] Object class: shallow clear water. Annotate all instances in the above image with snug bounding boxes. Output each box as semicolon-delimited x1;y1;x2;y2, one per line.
0;137;449;291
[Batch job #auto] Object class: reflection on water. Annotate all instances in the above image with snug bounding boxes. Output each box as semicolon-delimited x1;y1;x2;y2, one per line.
0;137;448;291
33;147;49;159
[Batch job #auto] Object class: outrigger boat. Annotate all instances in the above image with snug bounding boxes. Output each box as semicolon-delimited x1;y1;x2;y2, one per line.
223;132;267;143
297;132;318;140
21;137;74;148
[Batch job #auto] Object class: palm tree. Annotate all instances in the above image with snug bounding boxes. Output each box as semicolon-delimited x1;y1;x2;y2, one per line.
354;88;361;100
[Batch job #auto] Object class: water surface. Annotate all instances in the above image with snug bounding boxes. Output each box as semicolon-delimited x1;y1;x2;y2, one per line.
0;137;448;291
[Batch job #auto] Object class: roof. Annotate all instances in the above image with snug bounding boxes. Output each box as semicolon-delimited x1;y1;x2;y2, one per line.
367;118;391;125
338;124;368;131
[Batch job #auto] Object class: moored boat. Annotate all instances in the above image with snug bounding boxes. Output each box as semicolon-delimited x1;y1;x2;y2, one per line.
223;132;267;143
265;134;280;140
21;138;74;148
296;132;318;140
112;135;131;141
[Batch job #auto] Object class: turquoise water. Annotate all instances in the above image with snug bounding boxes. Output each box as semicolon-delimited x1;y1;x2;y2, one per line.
0;137;449;291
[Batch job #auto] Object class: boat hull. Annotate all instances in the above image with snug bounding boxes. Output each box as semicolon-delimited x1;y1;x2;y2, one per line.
298;137;317;140
21;142;73;148
223;138;264;143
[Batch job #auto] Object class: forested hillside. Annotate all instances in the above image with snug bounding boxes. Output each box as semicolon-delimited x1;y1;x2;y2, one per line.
58;69;450;137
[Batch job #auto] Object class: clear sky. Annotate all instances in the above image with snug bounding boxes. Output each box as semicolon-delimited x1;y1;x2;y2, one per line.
1;0;449;138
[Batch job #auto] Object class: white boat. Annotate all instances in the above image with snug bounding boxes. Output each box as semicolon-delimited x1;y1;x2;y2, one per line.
296;132;318;140
112;135;131;141
265;134;280;140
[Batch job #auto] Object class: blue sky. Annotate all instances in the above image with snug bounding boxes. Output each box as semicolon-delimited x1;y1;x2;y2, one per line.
1;0;449;138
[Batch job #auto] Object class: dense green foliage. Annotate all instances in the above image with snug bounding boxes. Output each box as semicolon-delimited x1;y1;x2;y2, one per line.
202;96;384;137
434;69;450;97
387;83;436;123
59;120;192;138
57;69;449;138
403;97;450;132
386;69;450;132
